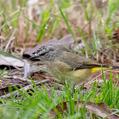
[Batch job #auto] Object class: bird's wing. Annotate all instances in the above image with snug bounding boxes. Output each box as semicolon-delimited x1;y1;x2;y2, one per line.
55;51;91;69
55;51;108;70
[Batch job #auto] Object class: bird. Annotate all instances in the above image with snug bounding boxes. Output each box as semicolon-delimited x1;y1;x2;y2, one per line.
28;50;119;84
23;35;119;84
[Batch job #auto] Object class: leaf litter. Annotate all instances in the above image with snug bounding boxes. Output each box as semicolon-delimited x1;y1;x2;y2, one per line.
0;0;119;118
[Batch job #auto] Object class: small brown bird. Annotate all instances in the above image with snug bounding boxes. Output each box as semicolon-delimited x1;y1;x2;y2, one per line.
27;49;119;84
23;35;119;84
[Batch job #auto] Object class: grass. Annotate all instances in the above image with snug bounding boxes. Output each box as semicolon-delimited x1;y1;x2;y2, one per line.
0;0;119;118
0;72;119;119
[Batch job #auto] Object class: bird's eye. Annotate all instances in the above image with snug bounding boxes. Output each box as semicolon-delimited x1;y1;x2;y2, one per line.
34;53;38;56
